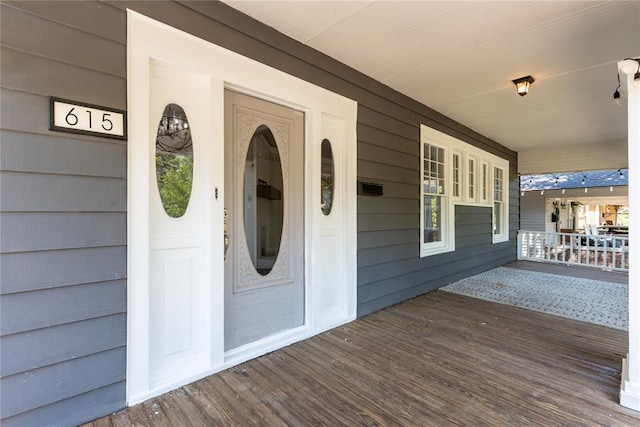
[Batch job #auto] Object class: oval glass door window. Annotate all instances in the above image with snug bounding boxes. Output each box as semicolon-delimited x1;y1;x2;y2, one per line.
320;138;335;216
244;125;284;275
155;103;194;218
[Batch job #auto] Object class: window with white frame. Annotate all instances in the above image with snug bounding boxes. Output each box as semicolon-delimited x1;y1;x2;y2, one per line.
422;142;446;245
493;166;508;242
420;124;509;256
452;151;462;200
481;161;489;203
468;156;476;202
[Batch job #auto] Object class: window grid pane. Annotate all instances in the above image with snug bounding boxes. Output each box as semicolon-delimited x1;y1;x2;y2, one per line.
494;167;504;202
493;167;504;235
468;159;475;199
424;195;442;243
452;153;460;197
423;143;445;196
482;163;488;200
423;143;445;244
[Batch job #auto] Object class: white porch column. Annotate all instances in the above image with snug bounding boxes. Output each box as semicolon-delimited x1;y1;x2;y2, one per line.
620;58;640;411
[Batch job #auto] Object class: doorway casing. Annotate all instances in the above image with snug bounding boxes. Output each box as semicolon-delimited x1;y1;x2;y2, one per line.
127;11;357;404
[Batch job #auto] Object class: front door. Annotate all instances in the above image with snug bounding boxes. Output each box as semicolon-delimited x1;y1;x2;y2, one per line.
128;11;357;403
224;90;305;350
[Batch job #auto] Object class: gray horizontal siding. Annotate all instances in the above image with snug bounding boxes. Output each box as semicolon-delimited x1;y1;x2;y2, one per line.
1;46;126;108
0;3;126;77
1;1;128;425
1;280;126;335
3;0;126;44
357;213;418;232
358;229;419;250
1;347;126;420
358;180;418;200
358;197;418;214
1;382;125;427
1;130;126;177
358;243;419;268
1;89;126;137
358;159;419;185
520;196;546;231
1;247;126;294
1;212;126;253
358;141;418;170
1;172;126;212
1;313;126;377
357;206;505;315
358;123;418;156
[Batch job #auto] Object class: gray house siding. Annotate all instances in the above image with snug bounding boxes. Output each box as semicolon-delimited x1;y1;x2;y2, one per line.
520;196;546;231
0;2;127;426
0;1;518;425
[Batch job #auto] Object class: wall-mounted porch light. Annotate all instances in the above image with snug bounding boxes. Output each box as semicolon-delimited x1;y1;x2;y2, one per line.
512;75;535;96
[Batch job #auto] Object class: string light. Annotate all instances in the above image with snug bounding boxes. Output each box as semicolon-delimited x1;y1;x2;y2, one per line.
518;169;627;196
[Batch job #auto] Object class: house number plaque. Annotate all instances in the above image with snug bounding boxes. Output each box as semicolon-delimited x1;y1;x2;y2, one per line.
50;97;127;140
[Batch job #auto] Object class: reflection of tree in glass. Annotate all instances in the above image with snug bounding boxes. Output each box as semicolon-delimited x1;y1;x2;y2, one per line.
156;153;193;218
321;174;333;215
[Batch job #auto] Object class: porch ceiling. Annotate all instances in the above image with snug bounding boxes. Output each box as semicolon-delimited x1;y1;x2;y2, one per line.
222;1;640;154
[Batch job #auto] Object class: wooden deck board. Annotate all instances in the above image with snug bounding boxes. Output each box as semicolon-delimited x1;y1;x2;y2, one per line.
84;291;640;426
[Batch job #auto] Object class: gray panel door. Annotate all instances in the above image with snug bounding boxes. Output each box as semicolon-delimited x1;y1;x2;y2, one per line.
224;90;304;350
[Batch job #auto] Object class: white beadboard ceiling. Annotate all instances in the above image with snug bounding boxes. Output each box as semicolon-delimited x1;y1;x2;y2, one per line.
222;0;640;155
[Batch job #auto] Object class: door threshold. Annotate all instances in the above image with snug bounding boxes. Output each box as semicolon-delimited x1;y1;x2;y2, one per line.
224;325;311;367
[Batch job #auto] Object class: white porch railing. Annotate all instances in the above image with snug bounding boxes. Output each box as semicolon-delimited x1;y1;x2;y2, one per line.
517;230;629;272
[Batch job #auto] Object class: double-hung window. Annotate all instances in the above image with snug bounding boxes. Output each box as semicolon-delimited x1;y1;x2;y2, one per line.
420;126;455;257
452;151;462;201
423;143;445;244
493;166;508;242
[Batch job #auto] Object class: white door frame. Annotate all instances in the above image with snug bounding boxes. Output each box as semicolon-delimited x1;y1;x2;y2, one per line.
127;11;357;404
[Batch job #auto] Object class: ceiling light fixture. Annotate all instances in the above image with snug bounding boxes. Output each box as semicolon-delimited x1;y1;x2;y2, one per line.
512;75;535;96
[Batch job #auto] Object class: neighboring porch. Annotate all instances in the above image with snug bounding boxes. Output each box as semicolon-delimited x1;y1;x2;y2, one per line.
85;265;637;426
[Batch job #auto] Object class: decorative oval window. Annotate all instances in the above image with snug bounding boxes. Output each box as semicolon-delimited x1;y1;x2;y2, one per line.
155;103;193;218
320;139;335;216
244;125;284;276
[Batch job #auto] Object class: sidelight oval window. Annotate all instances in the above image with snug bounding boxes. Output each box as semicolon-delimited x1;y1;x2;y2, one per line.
244;125;284;276
320;139;335;216
155;104;194;218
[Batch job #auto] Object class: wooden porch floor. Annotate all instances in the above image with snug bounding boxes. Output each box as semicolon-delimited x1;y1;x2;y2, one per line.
86;291;640;426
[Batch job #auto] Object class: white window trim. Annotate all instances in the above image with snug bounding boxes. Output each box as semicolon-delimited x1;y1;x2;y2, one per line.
452;150;464;202
420;136;454;257
492;164;509;243
481;161;490;203
468;155;477;203
420;124;510;257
